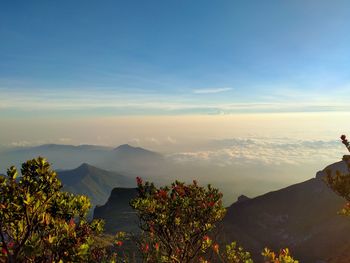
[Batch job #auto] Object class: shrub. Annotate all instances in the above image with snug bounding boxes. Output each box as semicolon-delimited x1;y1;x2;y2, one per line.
0;157;105;262
130;178;226;262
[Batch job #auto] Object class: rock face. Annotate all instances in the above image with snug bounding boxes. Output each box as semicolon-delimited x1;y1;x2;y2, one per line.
93;188;139;233
222;159;350;262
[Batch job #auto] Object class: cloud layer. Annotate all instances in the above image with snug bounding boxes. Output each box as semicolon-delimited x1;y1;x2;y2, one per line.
169;137;343;167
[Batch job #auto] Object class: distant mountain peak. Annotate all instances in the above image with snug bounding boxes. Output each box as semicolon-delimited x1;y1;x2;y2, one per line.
113;144;160;156
78;162;92;169
114;144;137;151
73;162;100;174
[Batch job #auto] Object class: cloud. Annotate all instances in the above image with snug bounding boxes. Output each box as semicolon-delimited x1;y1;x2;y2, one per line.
1;87;350;115
168;137;342;167
193;87;233;94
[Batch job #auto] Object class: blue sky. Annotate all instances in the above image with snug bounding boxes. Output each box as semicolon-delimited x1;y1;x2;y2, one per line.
1;0;350;117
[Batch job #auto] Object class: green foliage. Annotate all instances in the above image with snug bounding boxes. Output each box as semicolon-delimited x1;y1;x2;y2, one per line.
262;248;299;263
0;157;105;262
221;242;253;263
130;178;226;262
325;135;350;216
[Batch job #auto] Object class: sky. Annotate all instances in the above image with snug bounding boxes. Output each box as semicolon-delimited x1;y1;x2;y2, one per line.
1;0;350;150
2;0;350;117
3;0;350;197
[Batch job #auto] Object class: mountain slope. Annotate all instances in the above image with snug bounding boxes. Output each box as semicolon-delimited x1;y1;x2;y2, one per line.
222;159;350;262
58;163;133;206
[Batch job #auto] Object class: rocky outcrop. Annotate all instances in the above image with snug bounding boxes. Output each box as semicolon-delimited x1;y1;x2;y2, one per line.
93;188;139;233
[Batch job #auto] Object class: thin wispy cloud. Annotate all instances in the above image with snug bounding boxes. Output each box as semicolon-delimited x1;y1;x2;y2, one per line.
193;87;233;94
1;87;350;115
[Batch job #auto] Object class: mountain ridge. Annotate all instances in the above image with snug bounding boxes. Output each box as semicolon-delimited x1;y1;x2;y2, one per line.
58;163;133;207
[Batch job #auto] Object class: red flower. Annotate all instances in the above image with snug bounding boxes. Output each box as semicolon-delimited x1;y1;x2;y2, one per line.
212;243;219;254
1;247;8;255
208;201;215;207
116;240;123;247
142;243;149;253
136;177;143;186
69;218;75;227
154;243;159;251
203;235;210;242
157;190;167;199
8;242;14;248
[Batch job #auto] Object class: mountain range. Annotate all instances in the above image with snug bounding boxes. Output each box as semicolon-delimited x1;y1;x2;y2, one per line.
0;143;162;173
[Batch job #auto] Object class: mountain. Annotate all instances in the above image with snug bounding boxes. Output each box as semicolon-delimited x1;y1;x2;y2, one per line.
58;163;133;206
221;158;350;262
0;144;113;171
0;143;165;177
93;187;139;233
98;144;164;174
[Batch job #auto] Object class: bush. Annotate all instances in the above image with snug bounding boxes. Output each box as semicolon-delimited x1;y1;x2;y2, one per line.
130;178;227;262
0;157;105;262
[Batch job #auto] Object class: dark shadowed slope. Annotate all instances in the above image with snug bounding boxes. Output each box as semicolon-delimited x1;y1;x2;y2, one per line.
94;188;139;233
222;159;350;263
58;163;133;206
